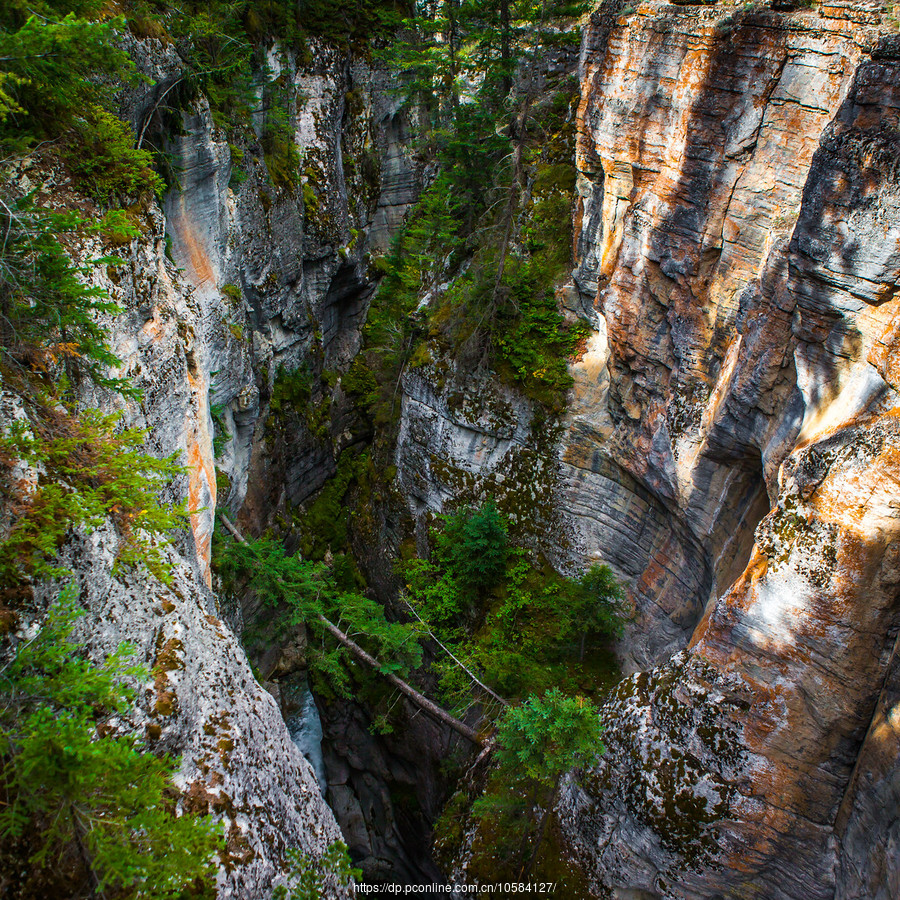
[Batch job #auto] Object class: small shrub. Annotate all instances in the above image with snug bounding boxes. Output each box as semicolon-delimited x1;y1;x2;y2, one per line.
0;408;189;589
273;840;360;900
270;365;312;416
221;283;242;306
66;108;164;203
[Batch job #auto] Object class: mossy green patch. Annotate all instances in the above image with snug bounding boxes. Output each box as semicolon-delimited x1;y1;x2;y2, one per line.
298;449;371;560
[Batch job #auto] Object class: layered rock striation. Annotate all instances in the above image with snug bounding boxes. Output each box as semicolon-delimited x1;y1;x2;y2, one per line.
393;0;900;895
554;2;900;897
3;30;420;897
8;1;900;894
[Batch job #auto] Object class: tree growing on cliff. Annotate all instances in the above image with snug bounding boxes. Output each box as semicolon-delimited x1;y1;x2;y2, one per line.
433;499;509;593
570;562;626;660
0;588;222;898
358;0;592;418
217;515;613;882
216;515;485;745
0;3;162;200
492;688;605;881
402;503;625;715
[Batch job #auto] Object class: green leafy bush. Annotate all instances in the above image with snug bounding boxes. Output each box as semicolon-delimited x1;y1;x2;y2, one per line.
0;195;189;596
67;108;164;203
0;7;162;201
0;10;128;146
359;0;591;412
495;687;604;786
0;408;189;590
491;262;588;407
461;688;603;881
576;563;626;644
405;510;625;711
262;88;301;192
270;365;313;415
297;451;372;559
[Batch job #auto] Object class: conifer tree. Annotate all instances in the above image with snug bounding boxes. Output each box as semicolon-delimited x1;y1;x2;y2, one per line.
0;588;222;898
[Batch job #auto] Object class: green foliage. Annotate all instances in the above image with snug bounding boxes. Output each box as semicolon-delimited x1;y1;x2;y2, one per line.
0;71;25;122
0;587;222;898
297;451;371;560
273;840;361;900
433;500;509;593
495;688;604;786
221;283;242;305
151;1;256;133
404;505;625;712
302;182;320;217
67;109;164;203
217;522;616;879
0;10;126;141
270;364;313;416
210;403;230;459
363;2;589;414
0;8;162;201
119;0;403;155
0;408;189;589
403;502;508;632
351;6;589;424
577;563;626;642
215;532;425;698
403;556;463;627
293;0;403;50
0;193;188;596
97;208;144;245
262;81;302;192
0;196;137;396
351;155;495;427
458;688;602;883
490;261;589;407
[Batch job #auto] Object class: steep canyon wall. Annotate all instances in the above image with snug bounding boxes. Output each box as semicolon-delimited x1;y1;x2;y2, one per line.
2;32;421;896
6;2;900;896
393;1;900;896
562;2;900;897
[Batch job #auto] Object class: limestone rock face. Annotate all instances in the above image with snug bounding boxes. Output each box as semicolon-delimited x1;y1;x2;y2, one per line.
49;531;345;900
0;177;345;896
567;0;886;669
2;32;419;898
553;3;900;897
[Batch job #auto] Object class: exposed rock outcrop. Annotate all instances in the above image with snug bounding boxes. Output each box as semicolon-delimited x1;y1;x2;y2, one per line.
390;0;900;895
553;3;900;897
8;1;900;894
1;30;424;896
567;0;888;671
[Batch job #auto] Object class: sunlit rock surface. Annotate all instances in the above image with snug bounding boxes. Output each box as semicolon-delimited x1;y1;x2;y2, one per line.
389;0;900;894
566;0;889;670
553;3;900;897
11;3;900;894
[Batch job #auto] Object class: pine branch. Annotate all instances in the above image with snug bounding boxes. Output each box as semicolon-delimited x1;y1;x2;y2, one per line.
218;514;485;747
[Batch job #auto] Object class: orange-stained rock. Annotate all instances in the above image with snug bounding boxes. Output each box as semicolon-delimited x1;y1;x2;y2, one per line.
564;1;884;673
556;3;900;898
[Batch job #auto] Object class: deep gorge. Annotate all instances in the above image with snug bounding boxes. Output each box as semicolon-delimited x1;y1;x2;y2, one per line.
1;0;900;897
